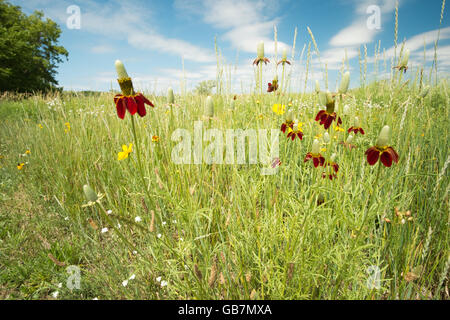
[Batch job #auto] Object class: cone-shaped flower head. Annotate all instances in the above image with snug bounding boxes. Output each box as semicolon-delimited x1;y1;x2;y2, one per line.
311;139;320;154
257;41;265;59
343;104;350;115
339;71;350;94
354;116;360;128
330;153;337;162
323;132;330;143
83;185;98;202
205;95;214;117
346;134;354;144
286;109;293;122
376;125;391;147
167;87;175;104
318;91;328;106
115;60;129;80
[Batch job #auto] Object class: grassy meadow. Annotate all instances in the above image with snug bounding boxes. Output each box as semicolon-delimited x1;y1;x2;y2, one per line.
0;5;449;298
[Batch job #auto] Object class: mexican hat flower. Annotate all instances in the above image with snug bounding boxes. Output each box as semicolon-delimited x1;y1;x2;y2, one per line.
315;92;342;130
286;121;303;141
347;116;365;135
277;48;291;65
393;48;410;73
280;109;294;133
322;153;339;180
304;139;325;167
267;76;279;92
113;60;154;119
339;134;356;150
365;126;399;167
253;41;270;66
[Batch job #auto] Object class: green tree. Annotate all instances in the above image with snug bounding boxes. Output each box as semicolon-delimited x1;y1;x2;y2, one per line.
0;0;68;92
194;80;216;95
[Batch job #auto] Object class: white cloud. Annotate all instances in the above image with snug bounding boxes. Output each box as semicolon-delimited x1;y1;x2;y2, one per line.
91;45;115;54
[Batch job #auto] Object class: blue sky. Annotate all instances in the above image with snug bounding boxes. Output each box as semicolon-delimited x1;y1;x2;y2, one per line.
10;0;450;94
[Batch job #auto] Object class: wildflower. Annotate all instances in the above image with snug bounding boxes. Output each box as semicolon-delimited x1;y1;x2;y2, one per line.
167;87;175;105
393;49;410;73
17;162;25;170
38;124;43;129
347;117;365;135
272;103;286;115
135;216;142;222
322;153;339;180
334;125;345;132
82;185;105;207
205;95;214;118
25;150;31;155
117;143;132;161
277;48;291;65
338;71;350;94
101;227;108;233
339;134;356;150
157;233;162;238
64;122;71;133
161;280;168;287
365;126;399;167
122;280;128;287
304;139;325;167
106;209;112;215
253;41;270;66
113;60;154;119
287;121;303;141
323;132;330;143
156;276;162;282
267;76;279;92
52;291;59;298
315;92;342;130
343;104;350;115
152;135;160;143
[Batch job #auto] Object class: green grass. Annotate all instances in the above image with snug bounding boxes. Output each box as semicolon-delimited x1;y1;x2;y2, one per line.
0;79;448;300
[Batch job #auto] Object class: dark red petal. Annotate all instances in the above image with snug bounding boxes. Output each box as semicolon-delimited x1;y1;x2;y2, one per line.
115;97;126;119
319;156;325;166
333;163;339;172
366;147;380;165
127;97;137;115
138;93;154;107
380;151;393;167
387;147;399;163
347;127;353;133
281;123;287;133
297;132;303;140
324;116;333;129
135;95;147;117
315;110;325;121
304;153;312;162
360;128;365;135
313;157;319;167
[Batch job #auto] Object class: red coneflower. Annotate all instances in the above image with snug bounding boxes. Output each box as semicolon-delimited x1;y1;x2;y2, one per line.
286;121;303;141
365;126;399;167
304;139;325;167
322;154;339;180
114;60;154;119
347;116;365;135
315;93;342;130
267;78;278;92
253;41;270;66
280;109;294;133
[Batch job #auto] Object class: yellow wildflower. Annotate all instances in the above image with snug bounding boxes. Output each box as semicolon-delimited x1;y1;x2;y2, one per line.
17;163;25;170
152;135;159;143
38;124;43;129
272;104;286;115
118;143;132;161
64;122;71;133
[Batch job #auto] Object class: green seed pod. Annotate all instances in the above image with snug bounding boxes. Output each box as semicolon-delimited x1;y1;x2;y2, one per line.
312;139;320;154
400;49;410;68
376;125;391;147
323;132;330;143
257;41;265;59
167;87;175;104
315;80;320;93
115;60;129;80
83;185;98;202
318;91;328;106
286;109;293;122
339;71;350;94
354;116;360;128
205;96;214;117
282;48;287;61
346;134;354;144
